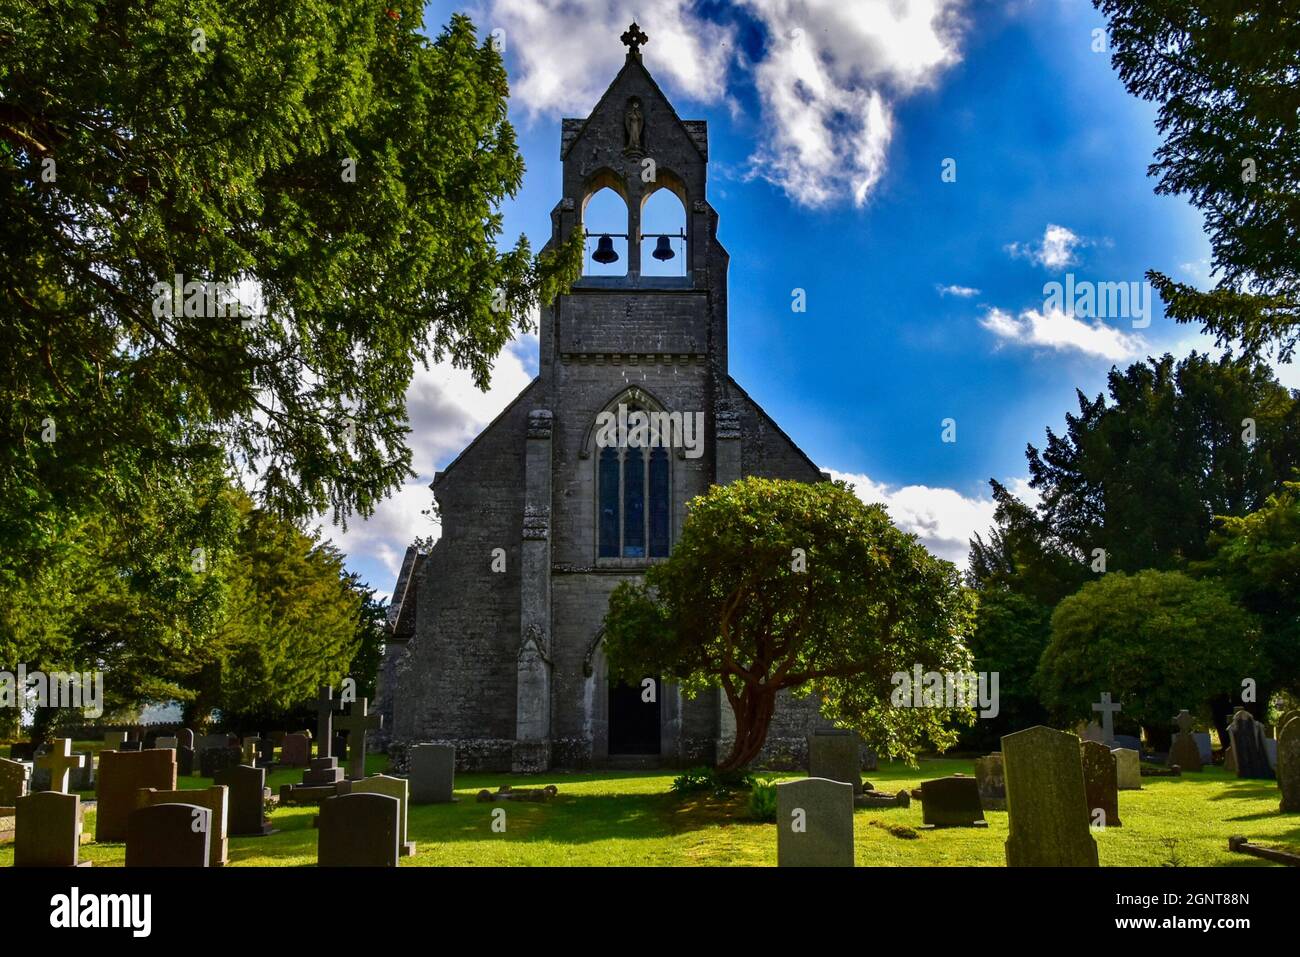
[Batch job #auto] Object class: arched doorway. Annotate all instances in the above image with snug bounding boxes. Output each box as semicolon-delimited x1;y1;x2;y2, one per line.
608;676;662;755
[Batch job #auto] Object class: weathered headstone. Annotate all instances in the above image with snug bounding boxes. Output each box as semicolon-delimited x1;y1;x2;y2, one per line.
973;753;1006;811
920;775;986;828
1276;710;1300;783
15;791;86;867
177;728;195;749
125;803;211;867
317;792;400;867
1091;692;1123;746
1080;739;1122;828
135;785;228;865
1112;748;1141;790
334;698;382;780
409;743;457;803
35;738;86;794
1002;725;1099;867
214;765;273;836
776;777;854;867
280;733;312;768
257;737;276;765
807;729;863;794
1227;710;1274;779
350;774;416;856
1194;732;1213;765
95;748;177;842
0;756;32;806
1168;710;1204;772
1277;716;1300;813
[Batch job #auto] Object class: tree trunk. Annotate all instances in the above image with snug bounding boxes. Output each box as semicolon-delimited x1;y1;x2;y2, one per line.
717;686;777;772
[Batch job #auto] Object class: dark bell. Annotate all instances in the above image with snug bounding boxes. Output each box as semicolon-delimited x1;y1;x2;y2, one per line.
592;234;619;264
652;235;675;261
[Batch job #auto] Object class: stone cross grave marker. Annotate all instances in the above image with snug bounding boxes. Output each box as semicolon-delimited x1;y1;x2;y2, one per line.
776;777;854;867
1091;692;1122;746
316;685;341;759
318;792;400;867
1080;739;1122;828
126;803;211;867
35;738;86;794
334;698;382;780
409;744;457;803
1168;709;1203;772
15;791;86;867
1002;725;1099;867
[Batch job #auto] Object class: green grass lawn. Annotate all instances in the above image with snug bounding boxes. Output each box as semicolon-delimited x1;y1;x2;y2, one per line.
4;755;1296;866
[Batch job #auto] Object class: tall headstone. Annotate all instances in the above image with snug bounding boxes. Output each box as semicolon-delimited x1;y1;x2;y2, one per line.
316;685;340;759
1112;748;1142;790
776;777;854;868
176;727;197;775
95;749;177;842
1276;710;1300;783
409;744;457;804
807;730;863;794
1002;726;1099;867
1080;739;1122;828
334;698;382;780
318;792;400;867
15;791;86;867
351;774;416;856
135;785;229;866
1194;732;1213;764
35;738;86;794
973;753;1006;811
920;775;986;828
215;765;273;836
1091;692;1122;747
1277;715;1300;813
0;756;32;807
1227;710;1274;780
1168;710;1204;772
125;803;211;867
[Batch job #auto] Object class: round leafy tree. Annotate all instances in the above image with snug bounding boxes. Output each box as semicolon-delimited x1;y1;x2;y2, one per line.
1036;569;1257;737
602;477;975;771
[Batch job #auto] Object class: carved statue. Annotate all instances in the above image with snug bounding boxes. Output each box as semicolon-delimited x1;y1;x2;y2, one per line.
624;97;644;154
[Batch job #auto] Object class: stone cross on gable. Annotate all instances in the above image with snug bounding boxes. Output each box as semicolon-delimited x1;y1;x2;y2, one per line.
621;21;648;57
1092;692;1122;743
334;698;382;780
316;685;341;759
1174;709;1195;735
35;738;85;794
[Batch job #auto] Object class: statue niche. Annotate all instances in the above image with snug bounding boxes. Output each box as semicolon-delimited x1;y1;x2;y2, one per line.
623;97;644;155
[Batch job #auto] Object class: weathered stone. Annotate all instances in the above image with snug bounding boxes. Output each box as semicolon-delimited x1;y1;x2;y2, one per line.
135;785;228;866
214;764;272;836
1169;709;1204;772
350;774;415;856
0;756;32;806
973;753;1006;810
1277;715;1300;813
807;730;863;794
94;749;177;842
1227;710;1274;779
125;803;211;867
15;791;86;867
776;777;853;867
1002;726;1098;867
1091;692;1123;746
280;733;312;768
1276;710;1300;783
1080;739;1122;828
919;775;986;828
318;792;400;867
1112;748;1142;790
409;743;457;803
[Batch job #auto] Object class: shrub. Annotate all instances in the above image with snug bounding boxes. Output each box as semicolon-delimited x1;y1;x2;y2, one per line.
748;776;778;822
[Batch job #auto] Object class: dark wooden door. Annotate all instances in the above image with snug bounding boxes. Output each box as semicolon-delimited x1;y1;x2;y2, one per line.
609;677;661;755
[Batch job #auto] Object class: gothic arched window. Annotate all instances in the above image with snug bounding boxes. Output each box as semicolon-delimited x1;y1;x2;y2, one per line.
597;403;671;559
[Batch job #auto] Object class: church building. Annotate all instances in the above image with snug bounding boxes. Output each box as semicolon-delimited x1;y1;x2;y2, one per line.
380;24;835;772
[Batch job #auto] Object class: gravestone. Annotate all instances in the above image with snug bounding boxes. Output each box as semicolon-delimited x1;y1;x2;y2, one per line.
95;749;177;842
257;738;276;765
125;803;211;867
177;728;195;749
409;744;457;803
135;785;228;865
280;733;312;768
1079;721;1106;744
1193;732;1213;765
1227;710;1274;779
1112;748;1142;790
775;777;853;867
1224;745;1236;773
70;753;95;792
973;753;1006;810
807;730;863;794
1002;726;1098;867
1264;737;1278;772
15;791;86;867
1080;739;1122;828
154;736;178;751
1168;710;1204;772
1277;717;1300;813
103;731;126;750
35;738;86;794
8;743;35;761
176;728;197;775
199;745;242;778
316;685;341;759
118;741;142;752
334;698;382;780
1091;692;1123;747
317;792;400;867
350;774;416;856
333;732;348;763
919;775;986;828
303;756;344;786
0;756;31;806
214;765;273;836
1112;734;1142;754
1277;710;1300;783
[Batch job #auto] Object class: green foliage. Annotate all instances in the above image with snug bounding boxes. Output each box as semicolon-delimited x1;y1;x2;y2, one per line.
962;587;1053;747
604;478;975;769
1096;2;1300;358
1036;570;1257;730
670;767;716;795
747;776;778;822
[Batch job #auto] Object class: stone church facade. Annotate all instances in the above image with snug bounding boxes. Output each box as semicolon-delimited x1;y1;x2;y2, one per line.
380;25;834;772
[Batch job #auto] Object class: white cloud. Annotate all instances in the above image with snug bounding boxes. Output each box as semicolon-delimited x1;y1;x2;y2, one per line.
481;0;966;208
980;305;1145;361
1006;223;1087;269
937;283;980;297
827;469;1027;567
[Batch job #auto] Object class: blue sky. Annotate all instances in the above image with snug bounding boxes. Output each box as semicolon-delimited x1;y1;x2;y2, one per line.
327;0;1294;599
